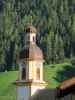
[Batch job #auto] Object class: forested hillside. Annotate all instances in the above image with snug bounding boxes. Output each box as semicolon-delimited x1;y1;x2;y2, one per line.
0;0;75;71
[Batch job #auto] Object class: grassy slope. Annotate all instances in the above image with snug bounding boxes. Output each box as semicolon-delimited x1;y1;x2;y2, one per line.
44;63;72;88
0;63;73;100
0;71;18;100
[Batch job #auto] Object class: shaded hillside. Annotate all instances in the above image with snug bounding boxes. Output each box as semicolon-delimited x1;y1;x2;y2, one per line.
0;0;75;70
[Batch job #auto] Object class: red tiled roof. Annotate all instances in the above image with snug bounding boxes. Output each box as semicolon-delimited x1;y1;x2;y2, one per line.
19;44;43;61
58;77;75;90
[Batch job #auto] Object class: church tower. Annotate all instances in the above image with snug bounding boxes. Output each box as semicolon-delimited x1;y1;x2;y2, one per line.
15;25;47;100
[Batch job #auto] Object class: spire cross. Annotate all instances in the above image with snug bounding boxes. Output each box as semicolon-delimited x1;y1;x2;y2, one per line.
30;16;33;25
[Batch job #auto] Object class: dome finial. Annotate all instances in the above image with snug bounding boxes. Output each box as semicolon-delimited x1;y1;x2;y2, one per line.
26;15;33;27
30;15;33;26
25;17;37;33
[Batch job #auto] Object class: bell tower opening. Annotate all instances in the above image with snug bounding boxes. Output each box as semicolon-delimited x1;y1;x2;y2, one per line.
36;68;40;80
33;36;36;42
22;67;26;80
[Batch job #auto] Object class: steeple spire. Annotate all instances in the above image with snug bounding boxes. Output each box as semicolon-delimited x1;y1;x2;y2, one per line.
15;25;47;100
30;16;33;26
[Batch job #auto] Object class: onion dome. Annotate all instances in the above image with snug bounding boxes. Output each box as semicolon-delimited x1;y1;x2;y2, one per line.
19;44;43;61
25;25;37;33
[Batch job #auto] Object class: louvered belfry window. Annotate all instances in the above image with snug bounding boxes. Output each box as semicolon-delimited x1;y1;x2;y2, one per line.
36;68;40;80
22;67;26;80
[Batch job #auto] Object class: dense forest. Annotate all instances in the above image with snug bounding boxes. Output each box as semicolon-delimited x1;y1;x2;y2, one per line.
0;0;75;71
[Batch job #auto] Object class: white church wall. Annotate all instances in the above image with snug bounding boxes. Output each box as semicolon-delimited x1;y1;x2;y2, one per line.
31;85;45;96
30;33;36;43
17;86;30;100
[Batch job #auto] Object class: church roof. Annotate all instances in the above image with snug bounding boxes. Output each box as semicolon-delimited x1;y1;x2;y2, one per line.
25;25;37;33
19;44;43;60
30;88;75;100
30;88;57;100
58;77;75;90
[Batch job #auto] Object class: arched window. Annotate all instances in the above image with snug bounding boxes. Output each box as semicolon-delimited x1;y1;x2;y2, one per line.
36;68;40;80
22;68;26;80
33;36;35;42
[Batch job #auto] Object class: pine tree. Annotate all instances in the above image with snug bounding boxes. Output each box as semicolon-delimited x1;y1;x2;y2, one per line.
46;31;56;64
55;33;64;63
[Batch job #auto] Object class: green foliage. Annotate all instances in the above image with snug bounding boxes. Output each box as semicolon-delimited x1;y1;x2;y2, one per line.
70;57;75;65
44;63;73;88
46;31;56;64
0;0;75;70
55;34;64;63
54;63;75;84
